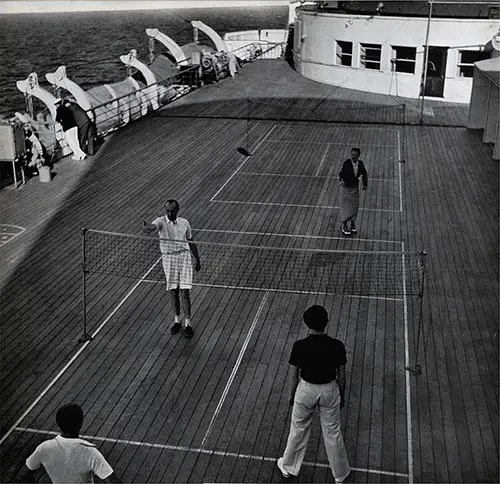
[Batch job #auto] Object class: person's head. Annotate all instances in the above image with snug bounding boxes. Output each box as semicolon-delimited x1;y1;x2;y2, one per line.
303;305;328;332
165;199;180;222
56;403;84;436
351;147;361;162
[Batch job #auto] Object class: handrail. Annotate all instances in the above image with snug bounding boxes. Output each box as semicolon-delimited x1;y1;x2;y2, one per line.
85;64;201;137
230;40;285;60
86;64;199;114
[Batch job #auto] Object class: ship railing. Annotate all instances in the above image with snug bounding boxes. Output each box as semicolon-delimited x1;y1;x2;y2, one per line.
85;64;201;138
230;41;285;62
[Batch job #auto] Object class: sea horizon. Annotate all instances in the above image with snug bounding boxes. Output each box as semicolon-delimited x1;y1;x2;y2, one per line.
0;0;291;15
0;5;288;116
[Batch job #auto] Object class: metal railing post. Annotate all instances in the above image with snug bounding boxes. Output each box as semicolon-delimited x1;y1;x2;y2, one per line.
79;228;92;343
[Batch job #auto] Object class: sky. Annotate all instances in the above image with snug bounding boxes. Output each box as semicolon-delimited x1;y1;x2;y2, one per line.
0;0;291;14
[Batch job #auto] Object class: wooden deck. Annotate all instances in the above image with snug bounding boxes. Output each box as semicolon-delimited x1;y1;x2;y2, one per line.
0;59;498;483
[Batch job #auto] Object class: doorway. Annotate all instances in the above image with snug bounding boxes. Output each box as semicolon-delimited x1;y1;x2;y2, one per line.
422;46;448;97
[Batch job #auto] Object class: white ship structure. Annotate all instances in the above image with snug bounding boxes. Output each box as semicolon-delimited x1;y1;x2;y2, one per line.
1;1;498;170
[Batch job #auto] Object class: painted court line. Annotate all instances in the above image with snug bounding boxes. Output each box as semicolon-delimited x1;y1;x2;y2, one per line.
238;172;396;182
200;291;269;448
401;241;414;483
0;224;26;247
211;199;400;213
14;427;409;479
315;144;330;176
264;139;398;147
396;128;404;213
210;125;277;201
195;228;401;245
137;281;404;302
0;258;161;446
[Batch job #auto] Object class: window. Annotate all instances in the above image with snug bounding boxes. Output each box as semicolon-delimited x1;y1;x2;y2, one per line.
336;41;353;66
391;46;416;74
457;50;490;77
360;43;382;70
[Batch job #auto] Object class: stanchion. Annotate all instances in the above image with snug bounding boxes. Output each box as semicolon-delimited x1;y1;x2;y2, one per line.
406;251;427;375
237;99;252;157
79;228;93;343
399;104;407;164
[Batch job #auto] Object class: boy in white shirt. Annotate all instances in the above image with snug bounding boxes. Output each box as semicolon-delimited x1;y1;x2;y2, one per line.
21;403;120;483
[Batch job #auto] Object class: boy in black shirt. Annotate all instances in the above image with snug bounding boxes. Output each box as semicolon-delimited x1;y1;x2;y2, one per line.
277;305;350;483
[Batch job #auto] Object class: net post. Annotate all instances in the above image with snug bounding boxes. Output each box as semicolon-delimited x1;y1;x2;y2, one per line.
406;250;426;375
79;228;92;343
236;99;252;157
399;104;406;164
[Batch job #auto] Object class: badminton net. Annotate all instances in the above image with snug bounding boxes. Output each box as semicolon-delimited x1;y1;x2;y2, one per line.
83;229;425;297
155;97;407;126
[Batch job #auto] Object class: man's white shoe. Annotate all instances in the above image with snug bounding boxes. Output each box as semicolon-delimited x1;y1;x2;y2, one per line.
277;457;292;478
335;469;350;483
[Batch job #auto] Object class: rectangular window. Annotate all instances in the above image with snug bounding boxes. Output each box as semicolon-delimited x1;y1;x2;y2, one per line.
391;46;416;74
360;43;382;70
336;41;353;66
457;50;490;77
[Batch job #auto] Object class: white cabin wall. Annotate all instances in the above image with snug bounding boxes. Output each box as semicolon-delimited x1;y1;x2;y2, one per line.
294;10;498;103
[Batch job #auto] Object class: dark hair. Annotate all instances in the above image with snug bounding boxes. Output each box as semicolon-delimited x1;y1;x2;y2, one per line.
165;199;179;209
351;147;361;155
56;403;84;434
303;305;328;331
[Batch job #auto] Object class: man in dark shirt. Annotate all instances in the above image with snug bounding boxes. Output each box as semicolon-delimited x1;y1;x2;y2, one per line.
339;147;368;236
277;305;350;483
55;98;87;160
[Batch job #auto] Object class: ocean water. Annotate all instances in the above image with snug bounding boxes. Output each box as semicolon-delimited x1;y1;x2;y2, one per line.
0;6;288;116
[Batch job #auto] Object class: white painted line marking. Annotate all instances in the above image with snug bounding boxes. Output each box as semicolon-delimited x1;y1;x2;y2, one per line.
15;427;409;478
238;172;396;182
314;144;330;176
0;224;25;233
0;225;26;247
211;199;399;213
0;258;161;446
265;139;398;147
396;128;403;213
138;281;404;302
200;291;269;448
401;241;414;483
195;228;401;244
210;125;277;202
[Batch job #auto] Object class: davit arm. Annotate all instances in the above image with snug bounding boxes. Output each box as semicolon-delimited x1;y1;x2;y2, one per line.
146;28;189;65
191;20;228;53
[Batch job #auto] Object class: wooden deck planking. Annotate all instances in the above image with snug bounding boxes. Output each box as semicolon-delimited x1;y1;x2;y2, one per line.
1;58;497;483
402;125;498;482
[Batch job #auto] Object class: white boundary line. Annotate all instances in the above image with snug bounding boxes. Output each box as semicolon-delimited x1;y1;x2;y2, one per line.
401;241;413;484
14;427;409;478
211;199;400;213
274;124;400;132
396;128;403;213
138;280;404;302
314;144;330;176
210;125;277;202
200;291;269;448
0;224;25;232
238;172;396;182
195;228;401;245
0;224;26;247
265;139;399;147
0;258;161;446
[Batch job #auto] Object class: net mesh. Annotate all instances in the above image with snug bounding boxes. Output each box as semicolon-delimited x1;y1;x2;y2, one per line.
156;97;407;125
83;229;425;297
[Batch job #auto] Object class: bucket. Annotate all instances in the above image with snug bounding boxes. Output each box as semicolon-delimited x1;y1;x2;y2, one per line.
39;165;51;183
